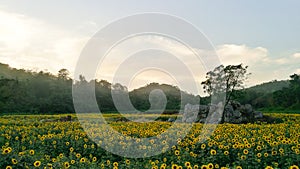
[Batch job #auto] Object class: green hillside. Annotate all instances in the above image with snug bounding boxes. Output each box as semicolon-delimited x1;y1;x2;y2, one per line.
0;62;299;114
246;80;289;93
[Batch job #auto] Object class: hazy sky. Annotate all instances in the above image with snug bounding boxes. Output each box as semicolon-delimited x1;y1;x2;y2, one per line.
0;1;299;94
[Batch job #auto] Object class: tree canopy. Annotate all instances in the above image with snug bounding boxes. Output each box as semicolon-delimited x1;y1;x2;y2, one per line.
201;64;249;106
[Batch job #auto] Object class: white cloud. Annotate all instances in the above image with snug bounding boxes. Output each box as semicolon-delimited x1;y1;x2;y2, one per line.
216;44;269;66
292;53;300;58
215;44;300;87
274;58;289;64
0;9;91;75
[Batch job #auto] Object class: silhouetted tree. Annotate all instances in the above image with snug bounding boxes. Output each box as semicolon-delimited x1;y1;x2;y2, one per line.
201;64;249;106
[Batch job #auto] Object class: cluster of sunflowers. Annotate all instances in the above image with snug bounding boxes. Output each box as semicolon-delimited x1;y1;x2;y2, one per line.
0;113;299;169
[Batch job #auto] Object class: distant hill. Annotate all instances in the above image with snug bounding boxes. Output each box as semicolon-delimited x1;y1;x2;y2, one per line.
246;80;289;93
129;83;199;112
0;62;289;94
0;62;298;113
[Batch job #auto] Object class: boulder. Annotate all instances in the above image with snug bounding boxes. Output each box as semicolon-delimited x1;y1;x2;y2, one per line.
181;101;280;124
167;118;175;122
182;104;199;123
254;111;263;119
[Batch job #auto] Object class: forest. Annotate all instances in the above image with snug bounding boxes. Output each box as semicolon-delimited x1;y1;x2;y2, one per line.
0;62;299;114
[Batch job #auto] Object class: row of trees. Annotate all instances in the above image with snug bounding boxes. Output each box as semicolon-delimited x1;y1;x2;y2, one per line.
0;67;199;114
0;62;299;114
0;69;74;113
272;74;300;110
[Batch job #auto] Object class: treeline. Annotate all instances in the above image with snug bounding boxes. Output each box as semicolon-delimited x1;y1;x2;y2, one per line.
237;75;300;111
0;64;199;114
0;70;74;114
0;62;300;114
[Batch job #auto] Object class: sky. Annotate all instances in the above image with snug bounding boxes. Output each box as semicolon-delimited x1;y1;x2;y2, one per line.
0;0;299;94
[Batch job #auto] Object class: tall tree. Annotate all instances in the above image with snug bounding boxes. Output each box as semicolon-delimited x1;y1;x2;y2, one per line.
58;68;70;80
201;64;249;106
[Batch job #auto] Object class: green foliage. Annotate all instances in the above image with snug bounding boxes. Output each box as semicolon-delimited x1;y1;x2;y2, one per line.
247;80;289;93
272;74;300;110
129;83;199;112
201;64;249;105
236;74;300;111
0;63;199;114
1;62;300;114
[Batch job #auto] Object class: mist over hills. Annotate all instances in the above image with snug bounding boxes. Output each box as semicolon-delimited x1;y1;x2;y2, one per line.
0;62;296;114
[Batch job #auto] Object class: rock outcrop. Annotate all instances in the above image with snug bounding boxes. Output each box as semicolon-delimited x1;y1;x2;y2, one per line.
182;101;268;124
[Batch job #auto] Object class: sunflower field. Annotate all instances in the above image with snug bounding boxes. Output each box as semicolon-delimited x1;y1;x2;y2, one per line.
0;113;299;169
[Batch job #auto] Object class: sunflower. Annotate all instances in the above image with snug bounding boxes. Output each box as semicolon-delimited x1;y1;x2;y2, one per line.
236;166;242;169
289;165;299;169
175;150;180;156
207;163;214;169
271;151;277;155
224;151;229;156
80;158;86;163
2;148;10;154
47;163;53;168
70;160;75;164
257;153;262;158
11;158;18;164
243;149;249;155
29;150;35;155
7;147;12;152
34;161;41;167
256;146;262;151
210;149;217;155
113;162;118;167
279;148;284;154
185;162;191;167
6;166;12;169
265;166;273;169
171;164;178;169
201;165;208;169
92;157;97;162
64;162;70;168
18;152;24;156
